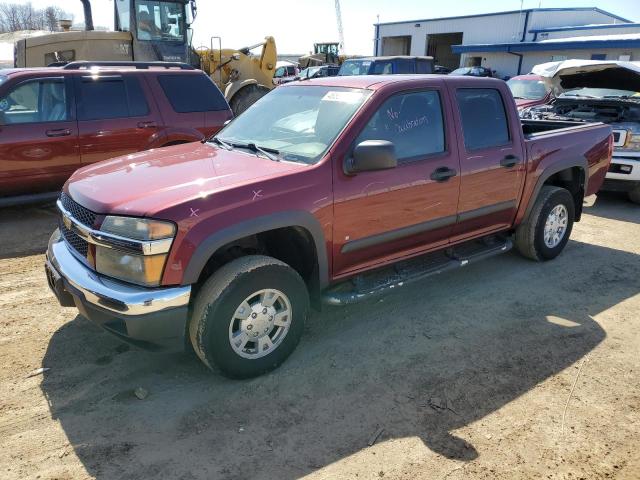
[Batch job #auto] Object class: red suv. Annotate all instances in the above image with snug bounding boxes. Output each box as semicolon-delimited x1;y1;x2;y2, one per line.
0;62;232;204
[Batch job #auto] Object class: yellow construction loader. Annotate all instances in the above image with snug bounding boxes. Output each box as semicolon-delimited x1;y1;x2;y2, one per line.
13;0;276;114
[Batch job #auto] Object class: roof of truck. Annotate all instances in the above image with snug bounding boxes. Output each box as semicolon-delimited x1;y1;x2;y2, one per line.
284;74;504;90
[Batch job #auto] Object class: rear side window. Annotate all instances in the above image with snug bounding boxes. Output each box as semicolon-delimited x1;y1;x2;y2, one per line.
157;74;228;113
371;61;393;75
396;59;415;74
76;76;149;120
0;78;69;124
356;90;445;162
456;88;510;150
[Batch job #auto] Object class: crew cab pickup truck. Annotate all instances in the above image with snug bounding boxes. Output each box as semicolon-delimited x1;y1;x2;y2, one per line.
0;61;232;206
45;75;612;378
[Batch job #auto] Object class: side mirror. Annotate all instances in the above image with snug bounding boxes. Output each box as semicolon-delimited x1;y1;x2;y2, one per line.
344;140;397;175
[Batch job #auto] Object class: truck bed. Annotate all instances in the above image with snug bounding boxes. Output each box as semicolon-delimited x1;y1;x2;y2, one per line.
521;118;597;137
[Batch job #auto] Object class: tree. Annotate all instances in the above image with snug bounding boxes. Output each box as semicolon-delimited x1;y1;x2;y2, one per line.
79;0;93;31
0;3;73;33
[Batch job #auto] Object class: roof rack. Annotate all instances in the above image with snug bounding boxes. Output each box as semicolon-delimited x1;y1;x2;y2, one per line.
62;61;195;70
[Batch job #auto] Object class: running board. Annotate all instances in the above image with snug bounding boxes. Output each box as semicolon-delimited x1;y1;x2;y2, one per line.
322;236;512;306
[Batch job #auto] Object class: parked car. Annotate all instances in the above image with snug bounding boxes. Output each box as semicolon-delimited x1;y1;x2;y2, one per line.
272;61;299;86
46;75;611;378
338;56;434;76
507;74;554;109
434;65;452;74
0;61;233;205
520;60;640;203
293;64;340;82
450;66;494;77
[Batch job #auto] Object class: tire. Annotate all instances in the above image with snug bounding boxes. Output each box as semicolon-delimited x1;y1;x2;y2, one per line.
515;186;575;261
228;84;270;116
189;255;309;378
628;186;640;204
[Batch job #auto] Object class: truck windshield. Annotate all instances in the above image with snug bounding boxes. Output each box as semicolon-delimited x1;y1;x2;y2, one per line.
507;78;549;100
215;86;371;164
135;0;185;42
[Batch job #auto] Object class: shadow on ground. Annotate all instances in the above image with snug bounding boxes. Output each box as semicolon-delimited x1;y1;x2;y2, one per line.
584;191;639;224
0;203;58;259
40;239;639;479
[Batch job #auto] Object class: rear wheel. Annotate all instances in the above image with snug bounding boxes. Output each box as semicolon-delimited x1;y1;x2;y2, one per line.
189;255;309;378
515;186;575;261
229;84;270;116
628;186;640;204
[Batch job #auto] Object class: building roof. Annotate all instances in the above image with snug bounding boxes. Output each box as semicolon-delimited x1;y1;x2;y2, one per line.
452;32;640;54
376;7;630;27
530;23;640;34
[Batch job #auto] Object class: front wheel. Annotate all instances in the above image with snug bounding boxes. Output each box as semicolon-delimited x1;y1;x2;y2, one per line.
628;185;640;204
515;186;575;261
228;84;270;116
189;255;309;378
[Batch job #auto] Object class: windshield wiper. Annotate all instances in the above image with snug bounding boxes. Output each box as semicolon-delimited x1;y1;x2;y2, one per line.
561;93;598;99
209;136;233;150
230;142;280;161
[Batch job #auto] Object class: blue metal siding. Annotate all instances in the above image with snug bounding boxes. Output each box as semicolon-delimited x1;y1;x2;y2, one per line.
453;39;640;54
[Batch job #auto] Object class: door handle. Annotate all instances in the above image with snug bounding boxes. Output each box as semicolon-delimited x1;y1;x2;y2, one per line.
45;128;71;137
430;166;457;182
137;121;157;129
500;154;519;168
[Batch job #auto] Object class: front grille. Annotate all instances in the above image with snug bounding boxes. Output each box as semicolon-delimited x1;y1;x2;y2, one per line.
60;192;96;228
58;193;96;259
59;219;89;257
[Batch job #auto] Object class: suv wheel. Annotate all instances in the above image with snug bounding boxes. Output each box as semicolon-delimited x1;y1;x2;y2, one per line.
628;185;640;204
189;255;309;378
515;186;575;261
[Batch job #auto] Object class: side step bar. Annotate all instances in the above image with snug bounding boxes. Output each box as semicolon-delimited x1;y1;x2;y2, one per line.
322;236;512;306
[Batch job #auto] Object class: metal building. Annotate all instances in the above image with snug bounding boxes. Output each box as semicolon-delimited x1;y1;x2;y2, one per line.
374;7;640;78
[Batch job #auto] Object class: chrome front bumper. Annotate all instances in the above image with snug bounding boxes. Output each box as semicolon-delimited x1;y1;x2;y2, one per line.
45;229;191;350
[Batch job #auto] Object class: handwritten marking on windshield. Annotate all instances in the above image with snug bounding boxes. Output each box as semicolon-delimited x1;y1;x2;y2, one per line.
253;190;264;201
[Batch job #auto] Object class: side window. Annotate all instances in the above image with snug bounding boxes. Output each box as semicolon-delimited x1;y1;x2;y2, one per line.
396;59;415;74
356;90;445;162
372;61;393;75
0;78;68;124
456;88;510;151
77;76;149;120
157;74;228;113
416;59;432;74
274;67;285;78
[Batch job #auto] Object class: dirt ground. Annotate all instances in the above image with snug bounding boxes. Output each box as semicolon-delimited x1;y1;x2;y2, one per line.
0;193;638;480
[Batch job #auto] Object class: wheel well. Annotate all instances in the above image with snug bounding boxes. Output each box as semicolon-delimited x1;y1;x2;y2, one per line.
542;167;585;220
195;226;321;306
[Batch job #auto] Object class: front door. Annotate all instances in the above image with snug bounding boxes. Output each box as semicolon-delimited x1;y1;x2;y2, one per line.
332;85;460;277
448;85;526;240
0;76;79;196
74;74;160;165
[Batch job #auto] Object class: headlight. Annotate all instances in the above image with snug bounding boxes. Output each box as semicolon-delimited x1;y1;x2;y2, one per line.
624;133;640;150
95;216;176;287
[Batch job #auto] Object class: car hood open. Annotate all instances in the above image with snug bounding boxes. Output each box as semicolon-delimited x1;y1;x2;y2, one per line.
531;59;640;93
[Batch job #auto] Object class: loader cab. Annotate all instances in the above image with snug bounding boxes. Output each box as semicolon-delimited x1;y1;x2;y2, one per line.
114;0;197;63
314;43;340;64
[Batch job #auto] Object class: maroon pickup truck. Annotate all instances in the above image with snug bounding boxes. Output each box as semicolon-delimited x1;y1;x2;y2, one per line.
45;75;612;378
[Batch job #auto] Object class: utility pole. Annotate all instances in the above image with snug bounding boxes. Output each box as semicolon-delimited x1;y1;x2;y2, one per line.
80;0;94;31
335;0;345;54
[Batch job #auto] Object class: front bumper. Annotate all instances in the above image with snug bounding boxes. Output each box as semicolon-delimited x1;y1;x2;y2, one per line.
45;229;192;351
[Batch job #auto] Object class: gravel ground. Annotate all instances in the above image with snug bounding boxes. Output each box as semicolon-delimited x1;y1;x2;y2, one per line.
0;193;638;480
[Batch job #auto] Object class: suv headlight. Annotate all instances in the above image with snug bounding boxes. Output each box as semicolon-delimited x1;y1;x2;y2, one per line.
95;216;176;287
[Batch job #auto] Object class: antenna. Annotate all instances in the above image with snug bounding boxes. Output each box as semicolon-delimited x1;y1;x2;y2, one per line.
335;0;345;54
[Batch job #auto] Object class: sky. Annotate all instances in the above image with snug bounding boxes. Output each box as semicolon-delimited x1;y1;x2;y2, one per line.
6;0;640;54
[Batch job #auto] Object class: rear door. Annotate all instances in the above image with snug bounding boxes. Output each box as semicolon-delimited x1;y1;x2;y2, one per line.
0;75;79;196
449;84;526;240
74;73;161;165
332;83;461;276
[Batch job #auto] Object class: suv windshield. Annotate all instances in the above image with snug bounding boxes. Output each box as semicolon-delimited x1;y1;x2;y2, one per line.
560;88;640;99
338;60;372;76
508;78;549;100
135;0;185;42
214;86;371;164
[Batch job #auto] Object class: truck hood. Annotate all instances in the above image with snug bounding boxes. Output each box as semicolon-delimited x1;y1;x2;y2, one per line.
66;143;308;217
531;59;640;93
